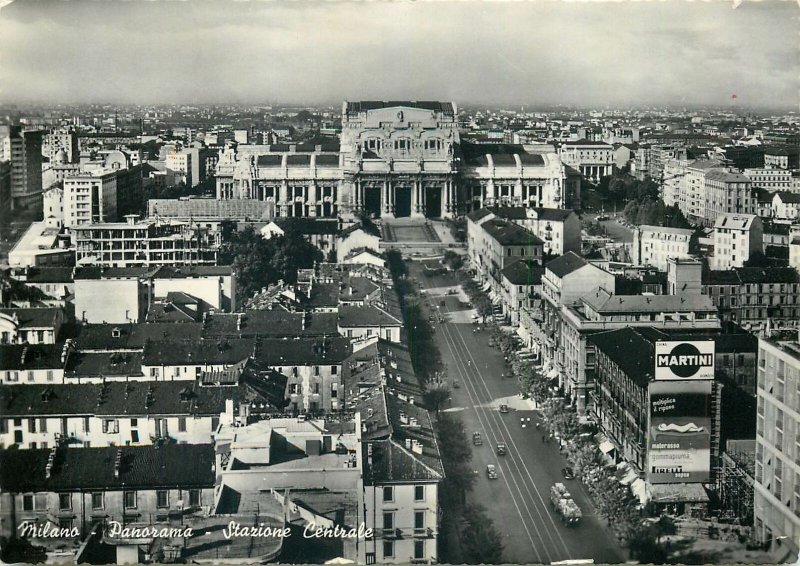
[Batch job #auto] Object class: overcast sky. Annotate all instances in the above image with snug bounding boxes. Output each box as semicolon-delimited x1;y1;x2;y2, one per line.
0;0;797;109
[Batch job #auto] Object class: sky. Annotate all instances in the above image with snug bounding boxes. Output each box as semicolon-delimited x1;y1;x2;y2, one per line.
0;0;797;110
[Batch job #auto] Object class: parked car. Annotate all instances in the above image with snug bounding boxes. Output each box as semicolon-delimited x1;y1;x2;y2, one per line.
496;442;507;455
473;432;482;446
499;404;509;413
562;467;575;480
487;464;498;479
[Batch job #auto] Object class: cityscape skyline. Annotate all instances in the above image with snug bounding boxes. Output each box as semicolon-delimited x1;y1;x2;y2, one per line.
0;0;797;110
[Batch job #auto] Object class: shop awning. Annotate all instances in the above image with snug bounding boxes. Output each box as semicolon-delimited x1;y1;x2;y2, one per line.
616;465;639;486
547;368;559;380
630;478;650;505
517;325;531;342
649;483;709;504
482;282;492;293
599;440;615;455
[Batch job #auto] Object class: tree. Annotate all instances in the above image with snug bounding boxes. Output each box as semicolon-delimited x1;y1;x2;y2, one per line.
443;250;465;272
460;505;504;564
424;382;451;413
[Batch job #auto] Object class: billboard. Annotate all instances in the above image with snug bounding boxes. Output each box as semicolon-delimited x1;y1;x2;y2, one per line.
655;340;715;381
647;380;712;484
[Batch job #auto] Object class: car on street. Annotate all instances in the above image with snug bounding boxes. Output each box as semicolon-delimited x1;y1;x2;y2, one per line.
487;464;498;479
453;380;460;389
562;466;575;479
496;442;506;455
499;404;509;413
473;432;482;446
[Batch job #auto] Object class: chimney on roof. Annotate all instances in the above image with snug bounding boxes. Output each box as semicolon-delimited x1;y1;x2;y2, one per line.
113;448;122;478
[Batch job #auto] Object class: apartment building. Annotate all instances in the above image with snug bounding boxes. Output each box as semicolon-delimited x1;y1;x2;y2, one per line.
559;288;719;412
632;225;695;271
753;336;800;562
558;139;613;182
472;206;581;256
703;170;755;226
72;215;218;268
0;307;66;345
62;170;118;227
711;213;764;270
744;168;793;192
772;192;800;221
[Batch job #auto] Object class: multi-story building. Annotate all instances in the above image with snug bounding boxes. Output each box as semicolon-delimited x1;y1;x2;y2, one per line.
215;101;571;220
62;169;118;227
753;335;800;561
701;267;800;330
500;259;544;326
790;225;800;271
73;265;235;324
764;146;800;170
7;218;74;268
0;443;216;543
662;157;689;207
467;216;543;300
72;215;218;268
772;192;800;221
711;213;763;270
744;168;793;192
559;289;719;412
631;225;696;271
703;169;755;226
468;206;580;256
1;125;44;211
557;139;613;183
590;328;720;515
680;159;725;223
43;128;79;163
0;307;66;345
165;146;199;188
0;382;262;449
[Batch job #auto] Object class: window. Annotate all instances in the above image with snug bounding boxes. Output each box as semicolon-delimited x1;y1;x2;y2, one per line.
331;365;337;375
58;518;73;531
189;489;201;507
414;540;425;559
131;430;139;443
58;493;72;510
46;370;54;382
414;485;424;501
91;492;104;510
314;383;320;394
383;541;394;558
382;512;394;530
102;419;118;434
314;366;320;376
178;417;187;433
23;494;34;511
383;486;394;502
415;511;425;529
14;430;23;443
27;371;34;382
124;491;137;509
156;490;169;508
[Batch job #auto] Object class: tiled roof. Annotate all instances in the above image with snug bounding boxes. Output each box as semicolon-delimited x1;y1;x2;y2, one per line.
65;351;143;378
338;305;401;328
705;169;751;183
0;444;215;492
561;139;612;147
501;259;545;286
0;307;63;329
142;338;254;366
482;219;543;246
15;267;74;283
466;208;493;222
253;336;353;366
74;322;203;351
774;191;800;204
588;327;664;388
0;381;260;417
734;267;800;284
545;251;588;278
0;344;64;371
304;282;339;308
202;311;338;338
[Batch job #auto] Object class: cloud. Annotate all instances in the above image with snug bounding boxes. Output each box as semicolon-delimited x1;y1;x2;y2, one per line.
0;0;796;109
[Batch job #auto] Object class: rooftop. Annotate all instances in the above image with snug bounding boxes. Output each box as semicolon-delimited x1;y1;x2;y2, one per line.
345;100;455;115
482;219;543;247
0;444;215;492
252;336;353;366
546;251;588;278
581;287;716;314
0;343;65;371
714;213;759;230
588;327;664;388
0;307;63;329
501;259;545;286
338;305;401;328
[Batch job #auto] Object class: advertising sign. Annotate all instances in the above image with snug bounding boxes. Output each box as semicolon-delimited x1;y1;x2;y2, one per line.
647;380;712;484
655;340;715;381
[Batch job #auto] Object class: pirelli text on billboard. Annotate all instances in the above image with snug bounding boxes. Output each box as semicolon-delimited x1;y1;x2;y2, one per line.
655;340;715;381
